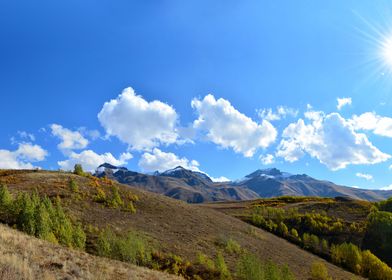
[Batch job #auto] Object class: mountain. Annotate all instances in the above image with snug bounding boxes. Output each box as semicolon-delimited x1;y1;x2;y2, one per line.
95;164;258;203
231;168;392;201
96;164;392;202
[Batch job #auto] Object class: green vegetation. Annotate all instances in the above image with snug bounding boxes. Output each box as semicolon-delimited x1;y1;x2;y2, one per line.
73;164;85;176
363;208;392;265
0;184;85;249
236;253;295;280
310;261;331;280
69;179;79;193
247;197;392;279
331;242;392;279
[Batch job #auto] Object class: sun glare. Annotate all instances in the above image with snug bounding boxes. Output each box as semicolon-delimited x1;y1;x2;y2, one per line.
380;35;392;68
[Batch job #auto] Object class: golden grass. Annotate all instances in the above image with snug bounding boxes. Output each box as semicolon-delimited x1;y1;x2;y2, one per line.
0;224;180;280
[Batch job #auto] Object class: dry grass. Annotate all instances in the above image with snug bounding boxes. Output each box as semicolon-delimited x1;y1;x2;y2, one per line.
0;224;180;280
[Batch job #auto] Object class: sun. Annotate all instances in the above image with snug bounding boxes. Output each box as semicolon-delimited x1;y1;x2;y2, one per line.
380;35;392;68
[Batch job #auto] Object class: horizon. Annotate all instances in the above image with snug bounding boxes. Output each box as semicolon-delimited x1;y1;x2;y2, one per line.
1;1;392;190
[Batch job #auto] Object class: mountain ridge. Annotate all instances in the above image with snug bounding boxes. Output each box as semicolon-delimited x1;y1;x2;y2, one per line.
95;163;392;202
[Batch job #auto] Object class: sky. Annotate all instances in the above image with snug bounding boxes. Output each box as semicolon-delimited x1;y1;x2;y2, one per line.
1;1;392;189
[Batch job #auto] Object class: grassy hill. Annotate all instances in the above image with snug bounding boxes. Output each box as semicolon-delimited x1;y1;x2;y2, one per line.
0;223;179;280
0;169;363;279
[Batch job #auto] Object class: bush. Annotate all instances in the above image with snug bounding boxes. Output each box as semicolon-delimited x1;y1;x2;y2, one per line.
215;252;231;280
197;252;215;270
69;179;79;193
96;229;152;266
225;238;242;255
310;261;331;280
362;250;392;280
236;253;295;280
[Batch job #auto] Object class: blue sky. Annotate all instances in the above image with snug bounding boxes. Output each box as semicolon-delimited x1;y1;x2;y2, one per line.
1;1;392;189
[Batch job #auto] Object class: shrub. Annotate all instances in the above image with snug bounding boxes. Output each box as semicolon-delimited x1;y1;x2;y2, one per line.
331;242;362;274
236;253;264;280
197;252;215;270
93;188;106;203
236;253;295;280
225;238;242;255
361;250;392;280
96;229;152;266
215;252;231;280
125;201;136;213
69;179;79;193
310;261;331;280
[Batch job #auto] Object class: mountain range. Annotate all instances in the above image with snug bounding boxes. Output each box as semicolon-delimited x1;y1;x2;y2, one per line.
95;163;392;202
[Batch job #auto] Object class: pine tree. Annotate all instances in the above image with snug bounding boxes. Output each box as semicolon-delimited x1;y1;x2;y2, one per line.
0;184;12;221
73;223;86;249
35;202;52;241
17;193;36;235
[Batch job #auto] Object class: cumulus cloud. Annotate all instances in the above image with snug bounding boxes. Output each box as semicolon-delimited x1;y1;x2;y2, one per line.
0;143;48;169
380;184;392;190
51;124;89;152
98;87;179;151
351;112;392;138
337;97;352;110
191;94;277;157
58;150;132;172
258;106;298;121
356;172;373;181
259;154;275;165
276;112;390;170
138;148;200;172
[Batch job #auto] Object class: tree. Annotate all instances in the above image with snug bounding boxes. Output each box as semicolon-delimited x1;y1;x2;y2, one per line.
310;261;331;280
0;184;12;220
73;223;86;249
73;164;85;176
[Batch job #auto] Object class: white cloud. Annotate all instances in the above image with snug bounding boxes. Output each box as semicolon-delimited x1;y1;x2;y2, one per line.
98;87;179;151
51;124;89;152
58;150;132;172
17;131;35;141
0;143;48;169
380;184;392;190
356;172;373;181
138;148;200;172
276;112;390;170
210;176;231;182
337;97;352;110
389;165;392;170
351;112;392;138
259;154;275;165
191;94;277;157
258;106;298;121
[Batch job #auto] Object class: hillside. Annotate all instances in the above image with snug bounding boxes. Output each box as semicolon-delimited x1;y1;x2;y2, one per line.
0;169;362;280
0;223;178;280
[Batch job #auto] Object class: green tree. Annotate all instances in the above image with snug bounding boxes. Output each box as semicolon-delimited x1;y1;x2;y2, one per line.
0;184;13;220
310;261;331;280
17;193;37;235
73;164;85;176
73;223;86;249
34;202;52;241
